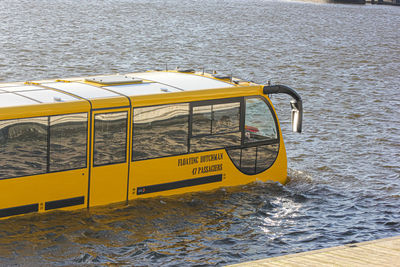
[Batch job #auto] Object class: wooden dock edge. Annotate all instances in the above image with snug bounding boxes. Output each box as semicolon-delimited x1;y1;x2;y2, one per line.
227;235;400;266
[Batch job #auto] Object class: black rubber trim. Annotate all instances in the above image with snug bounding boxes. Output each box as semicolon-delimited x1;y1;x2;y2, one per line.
137;174;222;195
263;85;302;102
45;196;84;210
0;203;39;218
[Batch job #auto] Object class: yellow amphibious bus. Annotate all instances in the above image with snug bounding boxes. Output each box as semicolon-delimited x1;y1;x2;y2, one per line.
0;70;302;219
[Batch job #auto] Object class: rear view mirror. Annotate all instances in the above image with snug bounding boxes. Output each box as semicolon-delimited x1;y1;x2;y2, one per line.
263;85;303;133
290;100;303;133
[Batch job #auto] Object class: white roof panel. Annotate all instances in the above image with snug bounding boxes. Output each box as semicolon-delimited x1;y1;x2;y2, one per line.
133;72;234;91
18;89;80;103
1;85;44;92
104;83;182;96
0;93;38;108
41;82;120;99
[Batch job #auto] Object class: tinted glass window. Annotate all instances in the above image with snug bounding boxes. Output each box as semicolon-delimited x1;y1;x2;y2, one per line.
256;144;279;173
240;146;257;174
190;101;241;152
49;113;88;172
94;112;128;166
212;102;240;134
228;144;279;175
192;102;240;137
190;132;241;153
245;98;277;143
133;104;189;161
227;97;280;175
192;105;212;136
227;148;241;168
0;117;48;179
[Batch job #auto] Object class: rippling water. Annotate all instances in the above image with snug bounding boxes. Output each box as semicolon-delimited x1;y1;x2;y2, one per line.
1;0;400;265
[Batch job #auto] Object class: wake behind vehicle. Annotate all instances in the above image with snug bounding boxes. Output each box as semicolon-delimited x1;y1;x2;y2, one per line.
0;69;302;219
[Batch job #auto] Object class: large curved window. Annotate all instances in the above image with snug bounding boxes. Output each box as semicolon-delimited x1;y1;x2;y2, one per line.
244;98;277;143
227;97;279;174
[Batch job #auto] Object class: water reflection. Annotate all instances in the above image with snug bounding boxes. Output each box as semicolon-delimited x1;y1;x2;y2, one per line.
0;181;299;265
133;104;189;160
0;117;48;178
50;113;87;171
94;112;128;165
0;167;399;265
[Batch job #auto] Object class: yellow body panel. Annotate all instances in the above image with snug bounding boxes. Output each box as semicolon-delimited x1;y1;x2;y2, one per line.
0;169;88;218
90;96;130;109
0;101;90;120
130;85;263;108
129;140;287;200
89;164;129;206
88;107;131;206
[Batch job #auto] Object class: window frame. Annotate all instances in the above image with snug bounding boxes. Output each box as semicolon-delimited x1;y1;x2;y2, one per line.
48;112;88;173
241;96;280;147
130;96;280;165
93;111;129;167
189;97;244;138
131;98;245;162
0;116;49;179
0;112;89;180
226;96;281;175
132;103;190;161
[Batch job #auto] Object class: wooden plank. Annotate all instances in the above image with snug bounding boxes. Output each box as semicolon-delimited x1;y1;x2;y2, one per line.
227;236;400;267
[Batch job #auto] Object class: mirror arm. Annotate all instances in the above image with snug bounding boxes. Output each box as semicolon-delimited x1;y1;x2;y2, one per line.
263;85;303;133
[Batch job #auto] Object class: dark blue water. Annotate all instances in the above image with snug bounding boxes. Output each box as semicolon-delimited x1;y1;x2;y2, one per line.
0;0;399;265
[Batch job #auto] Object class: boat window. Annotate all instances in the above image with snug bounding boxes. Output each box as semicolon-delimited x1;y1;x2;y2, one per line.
192;102;240;137
190;101;241;152
227;97;279;175
94;112;128;166
212;103;240;134
244;97;277;143
192;105;212;136
256;144;279;173
49;113;88;172
0;117;48;179
227;148;241;169
190;132;241;153
133;104;189;161
239;147;257;174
